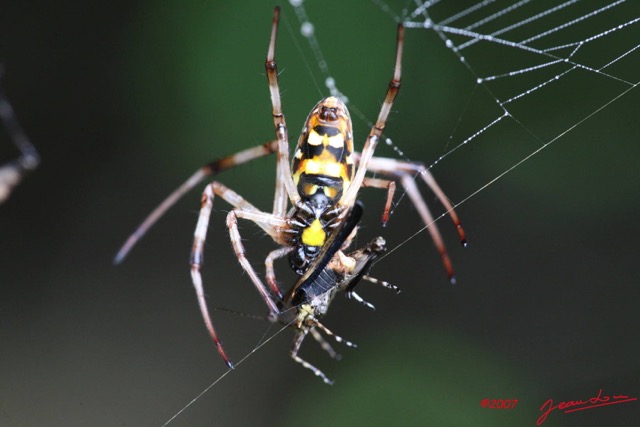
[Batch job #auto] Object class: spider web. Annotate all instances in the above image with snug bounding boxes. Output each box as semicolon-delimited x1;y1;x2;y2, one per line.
162;0;639;423
286;0;639;256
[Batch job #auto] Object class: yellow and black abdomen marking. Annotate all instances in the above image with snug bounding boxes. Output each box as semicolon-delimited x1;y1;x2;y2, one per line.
292;97;355;209
288;97;357;274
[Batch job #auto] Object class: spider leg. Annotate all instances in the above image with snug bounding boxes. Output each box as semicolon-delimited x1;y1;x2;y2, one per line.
118;7;304;262
400;173;456;282
117;8;302;263
362;177;396;226
265;7;300;210
358;154;467;283
265;246;293;300
190;184;232;367
226;209;283;316
114;141;279;264
363;155;466;245
341;24;404;207
190;181;286;367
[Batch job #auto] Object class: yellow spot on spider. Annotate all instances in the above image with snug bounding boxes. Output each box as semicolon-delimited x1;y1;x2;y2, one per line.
303;159;343;177
307;131;323;146
327;133;344;148
323;186;338;199
307;129;345;148
303;184;318;196
301;219;326;246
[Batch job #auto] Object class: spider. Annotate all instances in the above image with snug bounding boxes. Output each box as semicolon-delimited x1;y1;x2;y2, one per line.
115;7;466;374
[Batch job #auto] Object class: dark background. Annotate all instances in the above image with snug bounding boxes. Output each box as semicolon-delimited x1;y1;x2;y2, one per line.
1;1;638;426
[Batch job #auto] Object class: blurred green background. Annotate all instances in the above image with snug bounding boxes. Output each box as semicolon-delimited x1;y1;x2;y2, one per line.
1;1;638;426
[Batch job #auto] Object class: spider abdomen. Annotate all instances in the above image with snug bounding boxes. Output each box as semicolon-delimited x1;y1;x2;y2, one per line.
292;96;355;208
